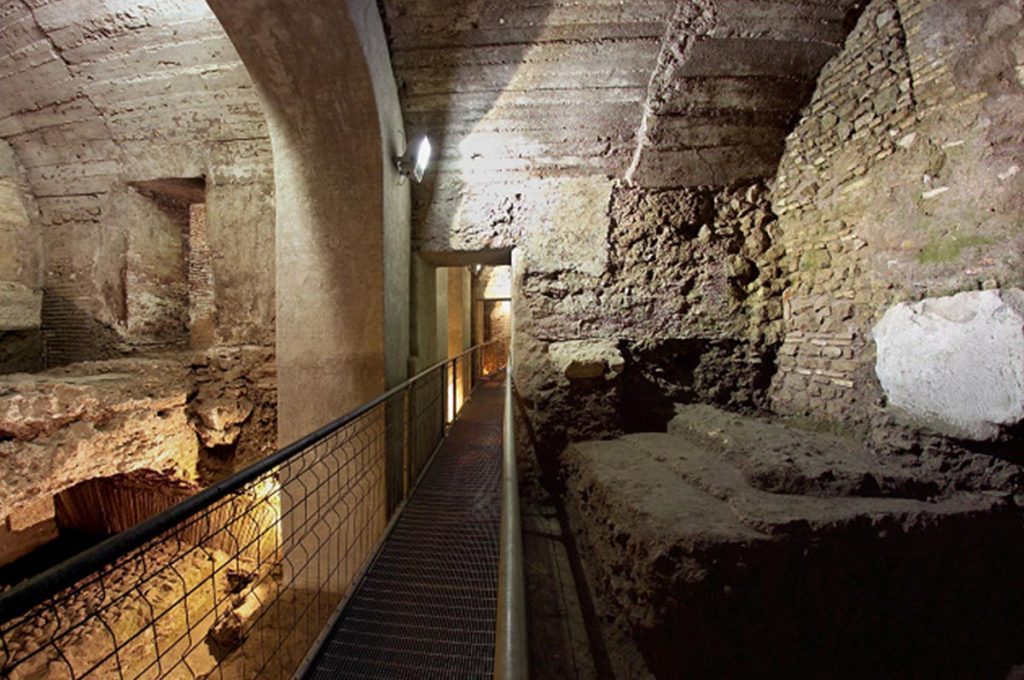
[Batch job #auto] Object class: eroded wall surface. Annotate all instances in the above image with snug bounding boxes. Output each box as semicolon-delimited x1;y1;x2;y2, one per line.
0;140;43;372
0;347;276;567
770;0;1024;435
0;0;275;364
386;1;864;465
0;2;281;569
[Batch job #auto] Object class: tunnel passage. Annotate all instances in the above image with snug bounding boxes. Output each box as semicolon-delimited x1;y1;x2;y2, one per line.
304;375;505;679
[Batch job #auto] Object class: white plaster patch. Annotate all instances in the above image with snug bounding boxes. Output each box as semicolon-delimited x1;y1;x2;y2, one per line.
873;289;1024;440
921;186;949;199
998;164;1020;181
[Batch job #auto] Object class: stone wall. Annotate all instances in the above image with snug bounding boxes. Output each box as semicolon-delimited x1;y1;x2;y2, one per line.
394;1;870;471
770;0;1024;434
0;141;43;372
440;176;787;469
0;350;276;567
0;0;275;367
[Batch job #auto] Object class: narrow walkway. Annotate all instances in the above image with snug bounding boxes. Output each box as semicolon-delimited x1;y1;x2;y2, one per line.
304;375;504;679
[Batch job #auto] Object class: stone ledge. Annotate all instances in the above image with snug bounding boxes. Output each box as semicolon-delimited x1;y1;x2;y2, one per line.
563;405;1024;678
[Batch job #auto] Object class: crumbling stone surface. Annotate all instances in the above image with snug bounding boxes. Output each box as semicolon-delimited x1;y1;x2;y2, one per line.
513;180;786;469
771;0;1024;434
190;346;277;478
874;289;1024;440
548;340;625;381
564;405;1024;678
0;350;277;542
0;283;41;332
0;358;200;522
0;140;44;371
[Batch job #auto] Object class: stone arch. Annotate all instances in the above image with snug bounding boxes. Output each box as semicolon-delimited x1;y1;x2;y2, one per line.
206;0;411;443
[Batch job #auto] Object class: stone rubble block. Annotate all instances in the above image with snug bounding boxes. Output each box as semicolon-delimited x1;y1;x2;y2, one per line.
0;282;41;331
0;358;200;522
563;404;1024;678
547;339;624;381
873;288;1024;440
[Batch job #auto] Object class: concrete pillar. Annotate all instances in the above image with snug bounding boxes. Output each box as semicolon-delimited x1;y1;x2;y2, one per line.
446;267;472;414
410;254;449;375
208;0;410;605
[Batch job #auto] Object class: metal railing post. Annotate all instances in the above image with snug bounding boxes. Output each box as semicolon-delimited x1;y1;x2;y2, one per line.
402;386;411;500
441;363;449;430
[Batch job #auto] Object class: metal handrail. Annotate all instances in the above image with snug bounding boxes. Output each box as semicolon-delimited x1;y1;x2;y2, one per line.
495;356;528;680
0;340;501;627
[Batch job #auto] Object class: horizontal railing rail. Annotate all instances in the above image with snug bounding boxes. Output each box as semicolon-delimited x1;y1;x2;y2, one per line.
0;340;506;679
495;355;528;680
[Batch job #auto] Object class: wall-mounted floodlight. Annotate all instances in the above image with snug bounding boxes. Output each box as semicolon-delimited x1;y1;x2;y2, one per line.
396;136;432;183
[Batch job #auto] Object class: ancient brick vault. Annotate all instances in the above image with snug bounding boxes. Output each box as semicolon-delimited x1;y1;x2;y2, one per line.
1;0;1023;678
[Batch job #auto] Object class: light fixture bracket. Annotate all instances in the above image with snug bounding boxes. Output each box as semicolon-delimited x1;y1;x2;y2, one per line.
396;136;432;184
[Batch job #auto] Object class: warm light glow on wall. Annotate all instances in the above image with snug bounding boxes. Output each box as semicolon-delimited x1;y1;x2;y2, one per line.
447;378;456;424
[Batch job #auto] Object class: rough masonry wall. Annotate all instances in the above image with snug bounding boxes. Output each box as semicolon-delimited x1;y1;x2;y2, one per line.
770;0;1024;436
0;0;275;365
392;1;866;471
511;180;784;467
0;348;277;567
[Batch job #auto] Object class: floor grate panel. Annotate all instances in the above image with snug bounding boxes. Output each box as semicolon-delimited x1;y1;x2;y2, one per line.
304;377;504;679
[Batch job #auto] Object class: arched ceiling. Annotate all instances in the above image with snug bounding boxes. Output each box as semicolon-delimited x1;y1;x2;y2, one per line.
0;0;268;201
382;0;864;188
0;0;866;200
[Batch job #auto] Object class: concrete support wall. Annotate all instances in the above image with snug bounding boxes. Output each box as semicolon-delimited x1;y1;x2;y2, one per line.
349;1;413;390
207;0;408;441
208;0;410;599
445;267;472;413
432;267;449;369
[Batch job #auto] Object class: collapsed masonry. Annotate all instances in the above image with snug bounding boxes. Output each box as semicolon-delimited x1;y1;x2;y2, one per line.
0;349;275;573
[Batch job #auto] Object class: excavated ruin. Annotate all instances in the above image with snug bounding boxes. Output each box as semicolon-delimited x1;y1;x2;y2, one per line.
564;405;1024;678
1;0;1023;677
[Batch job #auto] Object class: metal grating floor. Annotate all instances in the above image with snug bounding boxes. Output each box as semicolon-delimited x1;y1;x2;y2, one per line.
304;376;504;679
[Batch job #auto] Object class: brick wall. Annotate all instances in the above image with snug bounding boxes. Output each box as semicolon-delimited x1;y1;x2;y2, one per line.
770;0;1024;426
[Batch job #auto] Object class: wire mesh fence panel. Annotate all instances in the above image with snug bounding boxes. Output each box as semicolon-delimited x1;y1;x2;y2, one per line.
0;344;501;680
1;473;283;680
409;366;445;488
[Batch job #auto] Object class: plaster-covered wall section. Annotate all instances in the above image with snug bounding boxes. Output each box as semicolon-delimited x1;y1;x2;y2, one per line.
0;0;275;365
770;0;1024;433
0;139;43;371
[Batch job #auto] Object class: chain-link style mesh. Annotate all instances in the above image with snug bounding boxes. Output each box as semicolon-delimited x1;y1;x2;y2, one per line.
0;344;501;680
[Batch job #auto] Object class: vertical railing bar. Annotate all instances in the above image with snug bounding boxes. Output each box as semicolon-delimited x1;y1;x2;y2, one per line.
402;386;411;501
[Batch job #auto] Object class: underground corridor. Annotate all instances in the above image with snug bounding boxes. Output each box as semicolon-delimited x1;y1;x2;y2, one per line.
2;0;1024;678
